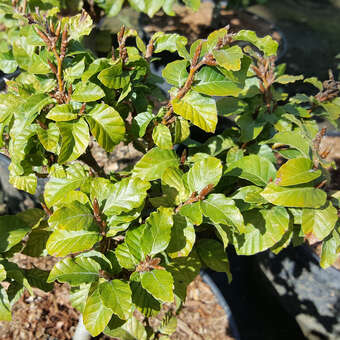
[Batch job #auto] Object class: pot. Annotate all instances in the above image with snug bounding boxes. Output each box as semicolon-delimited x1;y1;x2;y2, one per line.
256;245;340;340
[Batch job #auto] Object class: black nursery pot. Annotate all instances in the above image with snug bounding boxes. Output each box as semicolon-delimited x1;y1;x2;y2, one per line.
256;245;340;340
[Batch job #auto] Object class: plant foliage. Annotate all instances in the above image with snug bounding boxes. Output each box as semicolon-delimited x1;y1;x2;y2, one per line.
0;1;339;338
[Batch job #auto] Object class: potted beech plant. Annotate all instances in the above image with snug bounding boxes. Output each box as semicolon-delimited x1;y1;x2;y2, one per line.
0;0;340;338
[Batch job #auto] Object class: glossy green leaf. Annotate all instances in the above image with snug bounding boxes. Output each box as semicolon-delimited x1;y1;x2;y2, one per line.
276;158;321;186
193;66;243;97
236;112;265;143
100;280;132;320
66;11;93;41
46;229;101;257
103;177;150;216
142;207;173;256
167;214;195;258
0;287;11;321
179;201;203;225
37;123;59;153
48;201;93;231
172;91;217;133
266;130;311;158
141;270;174;303
213;45;243;71
275;74;304;84
320;226;340;269
261;183;327;208
48;257;100;286
86;103;125;152
302;202;338;240
162;167;189;203
83;286;113;336
9;174;37;195
162;60;189;87
201;194;245;233
72;82;105;102
130;275;161;317
104;315;147;340
115;242;139;270
152;124;173;150
98;63;130;89
133;147;178;181
132;111;154;138
57;118;89;164
44;173;88;208
47;104;78;122
154;33;187;53
22;230;51;257
233;207;290;255
126;224;147;262
226;155;276;187
187;156;222;194
235;30;278;56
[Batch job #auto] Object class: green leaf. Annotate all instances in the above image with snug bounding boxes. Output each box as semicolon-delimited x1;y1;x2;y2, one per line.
152;124;173;150
48;257;100;286
142;207;173;256
167;215;195;258
201;194;245;233
197;239;231;280
46;104;78;121
0;264;6;282
320;226;340;269
276;158;321;186
133;148;178;181
86;103;125;152
44;172;88;208
265;130;311;158
179;202;203;225
236;112;265;143
162;60;189;87
98;63;130;89
46;229;101;257
9;174;37;195
82;58;110;82
72;82;105;102
70;284;91;313
115;242;139;270
84;285;113;336
130;275;161;317
213;45;243;71
57;118;89;164
24;268;54;292
64;57;86;82
226;155;276;187
126;224;147;262
302;202;338;240
172;91;217;133
141;270;174;303
0;51;18;73
154;33;187;53
233;207;290;255
235;30;278;56
99;280;132;320
261;183;327;208
193;66;242;97
66;11;93;41
132;111;154;138
0;287;11;321
104;315;147;340
275;74;304;84
103;177;150;216
304;77;323;91
22;230;51;257
166;252;201;300
187;156;222;194
48;201;94;231
37;123;59;153
0;215;31;252
162;167;189;203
